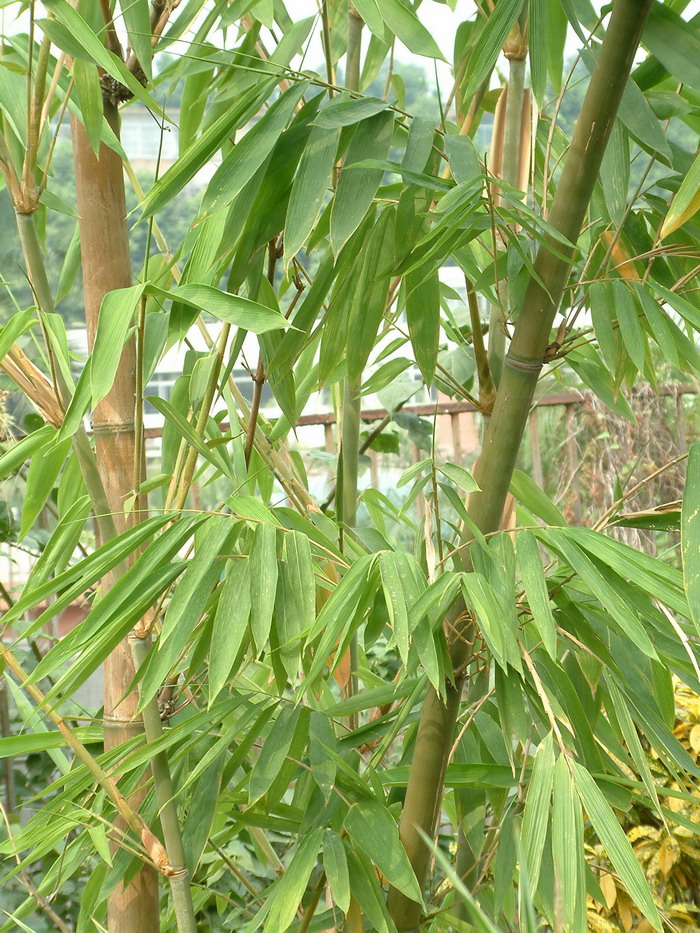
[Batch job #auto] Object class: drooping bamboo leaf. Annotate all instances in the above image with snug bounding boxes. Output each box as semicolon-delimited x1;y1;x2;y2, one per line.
612;280;646;374
517;531;557;658
201;80;308;217
521;733;554;893
552;754;585;933
529;0;549;104
375;0;445;60
118;0;153;80
249;522;279;652
209;558;252;704
140;78;277;218
405;263;440;386
261;828;323;933
284;123;339;264
344;799;424;906
323;830;350;913
19;437;71;540
330;110;394;255
463;0;524;98
90;284;144;406
661;147;700;238
314;94;389;129
572;762;661;930
148;283;291;333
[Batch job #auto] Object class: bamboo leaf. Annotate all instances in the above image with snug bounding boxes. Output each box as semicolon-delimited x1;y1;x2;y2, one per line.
517;531;557;658
612;280;646;373
90;284;144;406
682;442;700;631
521;733;554;893
0;424;53;483
553;755;585;933
148;283;291;333
249;704;299;803
352;0;386;40
209;558;252;704
284;123;339;264
202;80;308;217
379;551;412;663
572;762;661;930
0;307;36;364
42;0;164;114
72;59;103;156
464;0;524;98
331;110;394;255
315;94;389;129
405;263;440;385
261;828;323;933
323;830;350;913
529;0;548;104
642;2;700;92
661;147;700;238
375;0;445;60
19;438;71;540
250;522;279;652
140;78;277;218
118;0;153;80
344;799;424;906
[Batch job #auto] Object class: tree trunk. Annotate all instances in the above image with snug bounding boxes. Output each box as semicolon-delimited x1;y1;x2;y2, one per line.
71;103;160;933
387;1;654;928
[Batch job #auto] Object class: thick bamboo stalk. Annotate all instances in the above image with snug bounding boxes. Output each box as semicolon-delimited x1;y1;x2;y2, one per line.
71;104;160;933
387;2;653;928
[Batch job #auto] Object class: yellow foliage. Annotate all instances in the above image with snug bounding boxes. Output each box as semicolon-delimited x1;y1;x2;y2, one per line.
587;681;700;932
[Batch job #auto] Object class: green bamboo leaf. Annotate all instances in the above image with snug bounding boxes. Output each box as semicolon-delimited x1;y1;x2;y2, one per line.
76;863;108;933
437;462;479;494
0;65;26;144
19;438;71;540
553;755;585;933
612;280;646;373
72;59;103;156
352;0;385;40
141;78;276;218
544;530;657;658
118;0;152;80
0;729;91;758
590;281;617;372
379;551;411;663
375;0;445;60
635;284;679;370
261;828;323;933
5;514;172;634
517;531;556;658
201;80;308;217
183;753;225;872
209;558;252;705
529;0;548;104
330;110;394;255
347;207;396;383
643;2;700;92
345;799;423;906
345;848;394;933
510;469;567;526
405;263;440;385
605;678;662;817
0;307;36;365
661;147;700;238
148;283;291;333
309;711;337;801
682;443;700;631
284;123;340;264
0;424;57;479
521;733;554;893
572;762;661;930
249;704;299;803
464;0;524;98
461;572;508;668
315;94;389;129
323;831;350;913
42;0;164;115
146;396;232;478
56;223;82;305
90;284;144;406
250;522;279;651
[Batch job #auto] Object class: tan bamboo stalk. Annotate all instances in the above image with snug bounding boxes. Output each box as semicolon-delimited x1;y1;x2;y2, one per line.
70;105;160;933
387;1;654;928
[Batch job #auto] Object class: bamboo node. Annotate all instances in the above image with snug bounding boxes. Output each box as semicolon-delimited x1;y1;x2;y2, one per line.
504;352;543;374
91;419;135;435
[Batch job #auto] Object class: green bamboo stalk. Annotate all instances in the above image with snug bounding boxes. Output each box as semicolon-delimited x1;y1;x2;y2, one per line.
387;2;654;928
130;635;197;933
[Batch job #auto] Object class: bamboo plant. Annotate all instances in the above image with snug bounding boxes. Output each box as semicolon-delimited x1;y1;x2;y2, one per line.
1;1;700;932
